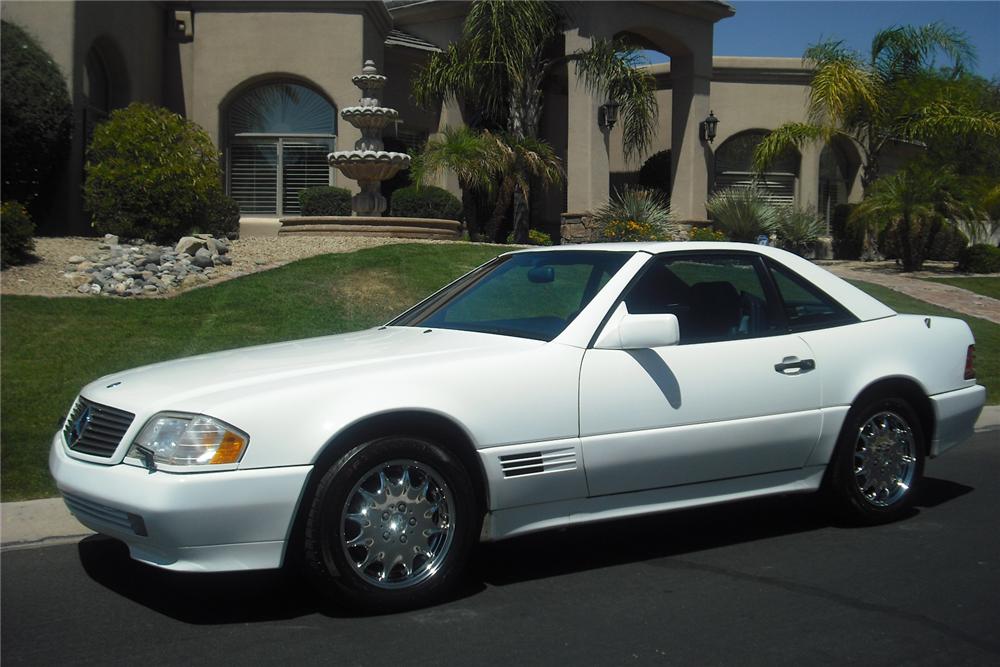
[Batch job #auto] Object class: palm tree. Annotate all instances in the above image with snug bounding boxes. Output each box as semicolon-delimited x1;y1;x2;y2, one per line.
753;23;1000;189
849;163;972;271
412;0;657;241
409;127;500;239
412;128;564;242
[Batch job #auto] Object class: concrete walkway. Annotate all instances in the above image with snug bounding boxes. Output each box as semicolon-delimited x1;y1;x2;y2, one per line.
824;261;1000;324
2;408;998;552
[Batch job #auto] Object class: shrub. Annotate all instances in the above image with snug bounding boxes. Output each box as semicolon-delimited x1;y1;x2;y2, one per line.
638;150;671;196
1;21;72;214
957;244;1000;273
774;207;826;255
203;194;241;239
528;229;553;246
831;203;863;259
689;226;726;242
927;223;969;261
299;186;351;216
1;201;36;268
705;185;778;243
594;189;679;241
390;185;462;221
84;103;225;244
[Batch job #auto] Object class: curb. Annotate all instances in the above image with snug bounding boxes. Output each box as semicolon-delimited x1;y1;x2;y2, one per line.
3;407;999;552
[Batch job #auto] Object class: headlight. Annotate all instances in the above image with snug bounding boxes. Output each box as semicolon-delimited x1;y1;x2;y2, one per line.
127;413;249;469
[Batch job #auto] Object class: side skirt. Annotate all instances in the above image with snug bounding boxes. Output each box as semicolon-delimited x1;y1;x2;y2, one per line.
480;465;826;542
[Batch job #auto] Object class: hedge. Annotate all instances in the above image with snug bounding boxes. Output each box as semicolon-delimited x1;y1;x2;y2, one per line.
299;186;351;216
390;185;462;221
1;201;37;268
958;244;1000;273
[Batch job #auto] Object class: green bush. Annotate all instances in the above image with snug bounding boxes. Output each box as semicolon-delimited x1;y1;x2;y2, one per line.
1;201;36;268
203;194;241;239
705;185;778;243
528;229;553;246
831;203;863;259
927;223;969;261
878;220;968;265
390;185;462;221
84;103;226;244
638;150;671;196
594;189;679;241
689;226;726;242
957;244;1000;273
299;186;351;216
1;21;72;214
774;207;826;256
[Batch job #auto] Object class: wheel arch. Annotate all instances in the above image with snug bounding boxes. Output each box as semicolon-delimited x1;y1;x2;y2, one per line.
283;410;489;567
847;376;935;454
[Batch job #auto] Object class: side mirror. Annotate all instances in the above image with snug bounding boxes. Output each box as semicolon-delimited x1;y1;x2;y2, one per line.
594;303;680;349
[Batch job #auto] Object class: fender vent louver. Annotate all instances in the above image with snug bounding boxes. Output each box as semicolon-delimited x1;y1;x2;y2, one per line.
500;447;576;478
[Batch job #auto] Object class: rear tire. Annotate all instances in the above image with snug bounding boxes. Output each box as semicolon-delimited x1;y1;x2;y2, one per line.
303;436;478;612
827;396;925;525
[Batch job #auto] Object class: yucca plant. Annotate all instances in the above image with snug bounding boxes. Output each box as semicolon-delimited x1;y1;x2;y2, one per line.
593;189;678;242
774;207;827;255
705;185;779;243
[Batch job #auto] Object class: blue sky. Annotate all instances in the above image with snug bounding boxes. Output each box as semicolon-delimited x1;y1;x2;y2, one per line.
647;1;1000;78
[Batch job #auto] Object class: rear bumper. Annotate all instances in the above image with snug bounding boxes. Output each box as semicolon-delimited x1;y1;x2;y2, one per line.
930;384;986;457
49;432;311;572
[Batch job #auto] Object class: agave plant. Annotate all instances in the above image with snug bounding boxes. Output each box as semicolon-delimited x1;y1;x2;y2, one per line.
705;185;779;243
774;207;828;255
593;189;679;242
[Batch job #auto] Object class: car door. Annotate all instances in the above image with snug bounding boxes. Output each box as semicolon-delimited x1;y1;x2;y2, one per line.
578;251;823;497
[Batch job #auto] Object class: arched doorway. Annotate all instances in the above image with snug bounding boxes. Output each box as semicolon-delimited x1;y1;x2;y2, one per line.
819;139;859;231
224;81;336;216
713;130;800;205
83;37;130;143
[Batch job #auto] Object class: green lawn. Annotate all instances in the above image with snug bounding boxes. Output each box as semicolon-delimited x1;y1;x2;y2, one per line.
848;280;998;406
922;276;1000;301
1;243;514;501
1;245;994;501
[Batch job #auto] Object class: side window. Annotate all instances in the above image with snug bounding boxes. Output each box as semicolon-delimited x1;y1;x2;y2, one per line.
767;261;857;331
623;255;781;344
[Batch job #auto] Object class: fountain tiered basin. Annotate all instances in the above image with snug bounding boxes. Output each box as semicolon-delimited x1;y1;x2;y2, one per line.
278;60;460;240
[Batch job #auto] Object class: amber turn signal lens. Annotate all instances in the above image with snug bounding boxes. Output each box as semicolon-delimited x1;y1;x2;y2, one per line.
211;432;247;464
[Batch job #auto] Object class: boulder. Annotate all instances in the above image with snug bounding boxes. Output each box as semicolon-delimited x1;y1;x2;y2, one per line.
175;237;210;255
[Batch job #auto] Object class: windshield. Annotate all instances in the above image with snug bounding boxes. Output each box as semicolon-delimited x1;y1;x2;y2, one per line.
391;251;632;341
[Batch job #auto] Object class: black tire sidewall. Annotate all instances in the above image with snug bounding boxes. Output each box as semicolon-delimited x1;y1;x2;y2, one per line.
829;396;926;524
306;436;478;611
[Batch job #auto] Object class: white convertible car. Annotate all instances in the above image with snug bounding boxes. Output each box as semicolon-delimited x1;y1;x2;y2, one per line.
52;242;985;609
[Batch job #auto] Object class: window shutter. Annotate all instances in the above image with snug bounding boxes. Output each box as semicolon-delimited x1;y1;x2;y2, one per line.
229;143;278;214
281;141;333;215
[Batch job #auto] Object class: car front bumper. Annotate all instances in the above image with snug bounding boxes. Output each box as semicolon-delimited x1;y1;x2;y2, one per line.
930;384;986;457
49;432;312;572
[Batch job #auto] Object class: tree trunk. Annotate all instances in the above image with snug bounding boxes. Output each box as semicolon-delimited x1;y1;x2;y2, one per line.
485;177;517;243
511;178;530;243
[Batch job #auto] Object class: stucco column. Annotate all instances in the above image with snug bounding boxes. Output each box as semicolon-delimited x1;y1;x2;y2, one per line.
432;99;464;195
564;30;609;215
670;52;713;223
798;142;821;211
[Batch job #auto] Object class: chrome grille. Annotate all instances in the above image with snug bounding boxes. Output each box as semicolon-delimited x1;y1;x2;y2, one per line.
63;397;135;458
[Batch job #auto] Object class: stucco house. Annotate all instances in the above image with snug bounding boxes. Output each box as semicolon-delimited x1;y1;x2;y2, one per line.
1;0;870;239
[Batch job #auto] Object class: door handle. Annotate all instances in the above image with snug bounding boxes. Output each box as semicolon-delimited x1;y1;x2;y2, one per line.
774;357;816;374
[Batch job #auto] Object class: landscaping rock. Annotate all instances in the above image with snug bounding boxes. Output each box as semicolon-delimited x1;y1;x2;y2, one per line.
56;234;233;298
175;237;209;255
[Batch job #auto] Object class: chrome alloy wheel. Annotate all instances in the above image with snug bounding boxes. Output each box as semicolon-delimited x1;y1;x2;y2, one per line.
340;460;455;589
853;411;917;507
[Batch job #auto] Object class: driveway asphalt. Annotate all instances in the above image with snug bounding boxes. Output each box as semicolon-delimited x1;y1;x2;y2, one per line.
2;428;998;666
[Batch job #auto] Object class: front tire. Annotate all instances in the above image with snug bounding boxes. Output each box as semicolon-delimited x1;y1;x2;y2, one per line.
303;436;478;611
827;396;925;525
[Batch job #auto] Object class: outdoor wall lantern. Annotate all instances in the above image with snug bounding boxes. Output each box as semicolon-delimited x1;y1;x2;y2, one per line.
598;100;620;131
700;110;719;143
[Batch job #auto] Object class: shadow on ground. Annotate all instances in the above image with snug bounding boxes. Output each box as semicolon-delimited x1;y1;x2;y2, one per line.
78;477;972;624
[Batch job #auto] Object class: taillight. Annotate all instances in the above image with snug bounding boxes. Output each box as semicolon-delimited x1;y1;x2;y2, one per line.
964;345;976;380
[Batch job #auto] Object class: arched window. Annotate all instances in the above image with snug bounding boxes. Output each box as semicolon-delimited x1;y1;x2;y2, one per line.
83;38;129;143
225;82;336;216
713;130;799;205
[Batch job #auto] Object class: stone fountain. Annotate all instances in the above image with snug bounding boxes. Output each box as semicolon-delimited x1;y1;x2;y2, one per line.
277;61;459;240
328;60;410;216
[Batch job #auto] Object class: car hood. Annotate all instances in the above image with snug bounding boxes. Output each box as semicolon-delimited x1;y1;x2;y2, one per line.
81;326;541;414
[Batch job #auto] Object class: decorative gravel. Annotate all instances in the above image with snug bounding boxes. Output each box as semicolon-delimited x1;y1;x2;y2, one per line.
1;235;455;298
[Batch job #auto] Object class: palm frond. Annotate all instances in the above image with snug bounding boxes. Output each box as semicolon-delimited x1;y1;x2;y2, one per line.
751;123;832;172
871;23;976;80
571;37;657;162
412;126;501;192
808;58;882;124
897;101;1000;141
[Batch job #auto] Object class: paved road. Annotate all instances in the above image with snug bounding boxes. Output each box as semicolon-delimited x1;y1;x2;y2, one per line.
3;431;998;666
